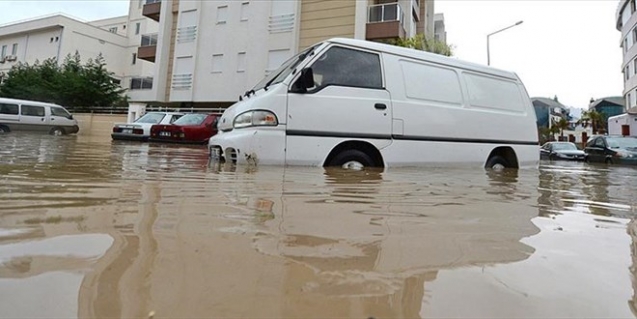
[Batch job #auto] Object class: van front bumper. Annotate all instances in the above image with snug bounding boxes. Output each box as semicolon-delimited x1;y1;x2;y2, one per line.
67;125;79;134
208;128;285;166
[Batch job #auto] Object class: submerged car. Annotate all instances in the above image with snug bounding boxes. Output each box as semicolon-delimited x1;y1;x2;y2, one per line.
149;113;220;144
112;112;183;141
584;135;637;165
540;142;586;161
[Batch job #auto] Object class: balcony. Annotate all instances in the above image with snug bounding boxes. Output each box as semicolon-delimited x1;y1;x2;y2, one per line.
142;0;161;22
137;33;158;63
366;3;406;41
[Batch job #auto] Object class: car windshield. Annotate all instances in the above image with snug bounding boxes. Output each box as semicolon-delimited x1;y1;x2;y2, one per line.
173;114;207;126
552;143;577;151
252;44;321;92
606;137;637;149
135;113;166;124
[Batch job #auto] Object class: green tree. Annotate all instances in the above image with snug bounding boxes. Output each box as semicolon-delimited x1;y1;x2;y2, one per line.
388;34;454;56
553;117;570;139
0;51;126;109
579;110;606;134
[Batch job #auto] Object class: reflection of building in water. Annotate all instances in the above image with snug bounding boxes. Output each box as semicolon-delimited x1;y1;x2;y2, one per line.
1;166;540;318
628;219;637;316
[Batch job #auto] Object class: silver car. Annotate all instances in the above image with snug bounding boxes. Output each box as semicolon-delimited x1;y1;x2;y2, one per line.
111;112;183;141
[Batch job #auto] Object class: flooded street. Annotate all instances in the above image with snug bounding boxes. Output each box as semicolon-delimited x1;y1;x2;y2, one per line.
1;132;637;318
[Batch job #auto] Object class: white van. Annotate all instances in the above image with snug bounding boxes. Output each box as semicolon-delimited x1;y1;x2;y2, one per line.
0;97;79;135
209;38;538;169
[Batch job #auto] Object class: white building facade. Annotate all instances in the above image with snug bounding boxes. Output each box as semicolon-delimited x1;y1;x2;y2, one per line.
617;0;637;111
128;0;437;112
0;14;130;84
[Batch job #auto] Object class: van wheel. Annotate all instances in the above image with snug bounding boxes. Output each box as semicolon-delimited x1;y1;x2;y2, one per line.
50;127;65;136
485;155;510;170
0;125;9;134
605;158;613;164
328;150;375;169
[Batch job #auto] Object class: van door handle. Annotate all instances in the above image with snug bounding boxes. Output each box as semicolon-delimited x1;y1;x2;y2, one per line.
374;103;387;110
41;118;45;121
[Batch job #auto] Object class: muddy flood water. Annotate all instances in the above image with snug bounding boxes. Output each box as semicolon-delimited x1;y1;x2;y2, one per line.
1;132;637;318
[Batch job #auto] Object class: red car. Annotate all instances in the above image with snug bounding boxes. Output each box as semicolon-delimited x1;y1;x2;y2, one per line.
149;113;220;144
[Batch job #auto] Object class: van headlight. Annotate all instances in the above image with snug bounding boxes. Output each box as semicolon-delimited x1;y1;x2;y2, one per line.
233;110;278;129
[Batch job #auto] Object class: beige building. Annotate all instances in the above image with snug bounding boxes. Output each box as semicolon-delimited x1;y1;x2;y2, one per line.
127;0;437;114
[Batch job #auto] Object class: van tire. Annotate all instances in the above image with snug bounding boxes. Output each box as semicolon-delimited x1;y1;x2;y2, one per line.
0;125;9;134
328;149;375;169
485;155;510;170
50;127;65;136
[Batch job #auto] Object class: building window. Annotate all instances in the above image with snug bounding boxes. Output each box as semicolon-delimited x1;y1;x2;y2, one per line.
135;23;141;35
240;2;249;21
55;36;59;42
628;94;632;108
130;77;153;90
132;53;137;65
109;27;118;33
217;6;228;24
212;54;224;73
237;52;246;72
634;59;637;75
625;38;629;52
632;0;636;14
1;45;6;58
11;43;17;55
627;66;630;81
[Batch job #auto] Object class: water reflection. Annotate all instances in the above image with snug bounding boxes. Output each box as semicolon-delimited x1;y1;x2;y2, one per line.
1;133;637;318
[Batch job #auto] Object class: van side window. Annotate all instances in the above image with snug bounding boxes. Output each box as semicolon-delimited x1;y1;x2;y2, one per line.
0;103;18;115
51;107;71;118
309;46;382;92
21;105;45;117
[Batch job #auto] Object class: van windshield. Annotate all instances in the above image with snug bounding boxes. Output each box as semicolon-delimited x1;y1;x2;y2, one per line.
252;43;321;92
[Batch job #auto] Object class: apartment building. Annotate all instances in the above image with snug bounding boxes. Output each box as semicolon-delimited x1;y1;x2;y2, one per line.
127;0;436;113
617;0;637;111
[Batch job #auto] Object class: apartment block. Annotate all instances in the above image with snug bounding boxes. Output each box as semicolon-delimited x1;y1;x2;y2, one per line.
127;0;437;112
0;14;130;84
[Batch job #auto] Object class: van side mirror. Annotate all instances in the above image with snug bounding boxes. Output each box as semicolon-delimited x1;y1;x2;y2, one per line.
290;68;314;93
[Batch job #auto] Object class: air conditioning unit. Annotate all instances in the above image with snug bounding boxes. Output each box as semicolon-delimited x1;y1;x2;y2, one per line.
6;55;17;62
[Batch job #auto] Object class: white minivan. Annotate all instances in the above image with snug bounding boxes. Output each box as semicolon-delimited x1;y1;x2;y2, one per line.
209;38;538;169
0;97;79;135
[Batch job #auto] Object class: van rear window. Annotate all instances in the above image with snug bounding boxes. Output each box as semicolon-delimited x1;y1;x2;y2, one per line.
0;103;18;115
464;73;524;112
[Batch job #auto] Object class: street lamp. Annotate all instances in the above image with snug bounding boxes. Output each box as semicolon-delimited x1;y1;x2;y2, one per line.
487;20;523;66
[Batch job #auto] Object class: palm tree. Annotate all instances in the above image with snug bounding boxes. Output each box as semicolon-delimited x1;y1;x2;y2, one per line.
553;117;570;140
580;110;606;134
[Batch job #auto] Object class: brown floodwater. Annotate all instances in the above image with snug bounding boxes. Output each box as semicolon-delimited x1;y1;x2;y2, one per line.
1;132;636;318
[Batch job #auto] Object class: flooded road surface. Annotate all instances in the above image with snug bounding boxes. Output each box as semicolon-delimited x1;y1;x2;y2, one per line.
1;132;636;318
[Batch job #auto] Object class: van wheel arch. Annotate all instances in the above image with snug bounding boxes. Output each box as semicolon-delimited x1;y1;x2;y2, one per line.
0;125;9;133
485;147;519;169
324;141;384;168
50;127;65;136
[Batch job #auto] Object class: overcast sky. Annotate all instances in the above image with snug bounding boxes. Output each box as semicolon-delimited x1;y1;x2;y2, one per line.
0;0;624;109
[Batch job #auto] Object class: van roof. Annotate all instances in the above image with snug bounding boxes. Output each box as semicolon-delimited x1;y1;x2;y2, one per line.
327;38;520;81
0;97;64;108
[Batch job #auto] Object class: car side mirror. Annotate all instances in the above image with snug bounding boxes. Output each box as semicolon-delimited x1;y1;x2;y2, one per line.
290;68;314;93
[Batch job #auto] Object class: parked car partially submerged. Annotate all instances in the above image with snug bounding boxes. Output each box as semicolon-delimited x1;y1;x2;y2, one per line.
111;112;183;141
584;135;637;165
540;142;586;161
0;97;79;135
149;113;220;144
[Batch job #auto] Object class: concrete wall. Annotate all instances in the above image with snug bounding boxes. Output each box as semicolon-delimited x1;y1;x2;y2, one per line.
74;114;127;137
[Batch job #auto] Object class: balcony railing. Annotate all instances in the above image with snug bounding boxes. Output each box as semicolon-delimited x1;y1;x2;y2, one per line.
366;3;406;41
368;3;403;24
143;0;161;21
130;77;153;90
140;33;158;47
